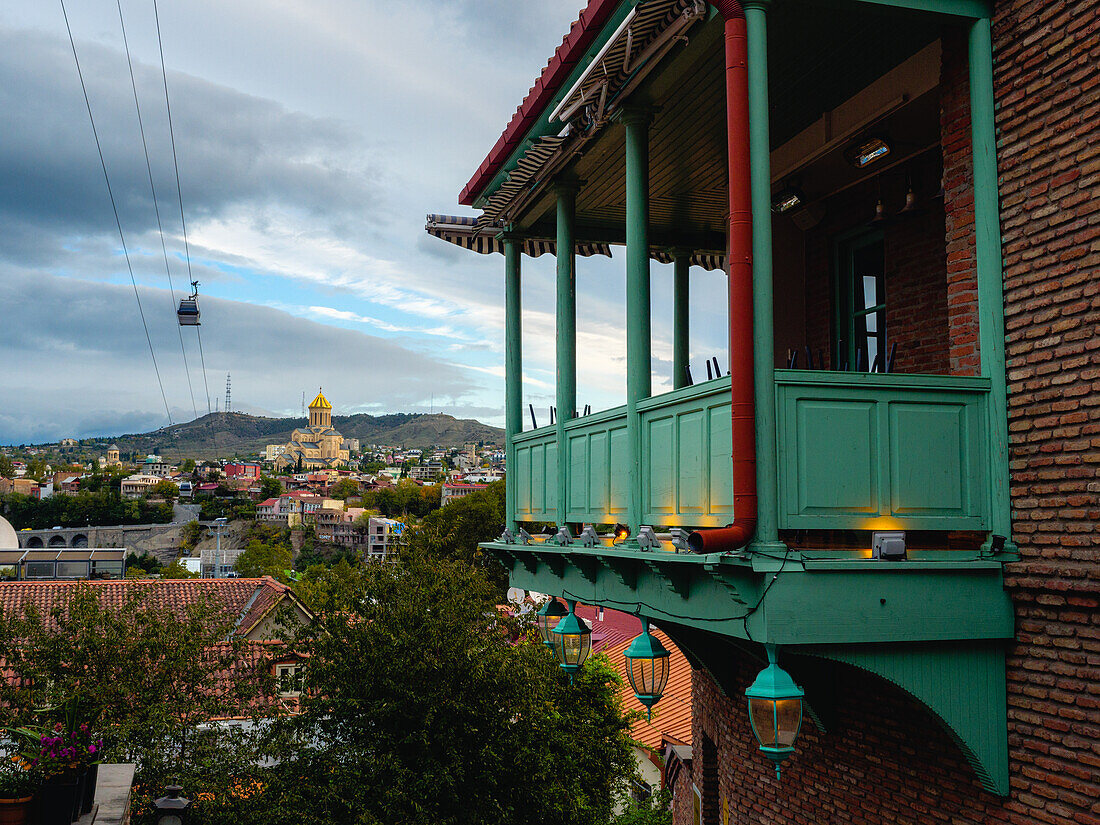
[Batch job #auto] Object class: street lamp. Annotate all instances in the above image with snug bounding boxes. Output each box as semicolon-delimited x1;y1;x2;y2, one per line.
624;618;670;720
153;785;191;825
550;599;592;681
536;596;569;649
745;644;805;779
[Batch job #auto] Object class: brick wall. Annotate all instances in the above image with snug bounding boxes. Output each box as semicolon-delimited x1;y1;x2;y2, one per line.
677;0;1099;822
801;156;951;375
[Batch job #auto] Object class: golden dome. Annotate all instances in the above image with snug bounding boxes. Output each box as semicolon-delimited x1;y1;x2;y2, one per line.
308;389;332;410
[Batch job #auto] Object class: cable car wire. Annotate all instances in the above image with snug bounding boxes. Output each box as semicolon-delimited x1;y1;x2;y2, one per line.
115;0;197;421
152;0;210;415
59;0;173;427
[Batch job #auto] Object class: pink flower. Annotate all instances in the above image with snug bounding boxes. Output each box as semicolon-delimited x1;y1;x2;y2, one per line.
88;745;96;755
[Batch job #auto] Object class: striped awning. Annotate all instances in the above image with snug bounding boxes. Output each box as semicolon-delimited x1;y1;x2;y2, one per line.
424;214;612;258
475;0;707;229
424;214;726;271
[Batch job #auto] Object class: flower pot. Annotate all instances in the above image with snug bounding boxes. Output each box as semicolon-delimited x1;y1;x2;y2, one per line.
0;797;33;825
79;765;98;816
33;775;79;825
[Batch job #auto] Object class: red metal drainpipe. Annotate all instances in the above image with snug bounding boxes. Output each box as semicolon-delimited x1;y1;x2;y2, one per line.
688;0;757;554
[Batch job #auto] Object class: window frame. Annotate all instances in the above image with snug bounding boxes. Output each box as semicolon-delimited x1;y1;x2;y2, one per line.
833;227;887;371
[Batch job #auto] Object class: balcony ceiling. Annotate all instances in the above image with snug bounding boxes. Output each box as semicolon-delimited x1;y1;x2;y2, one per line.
512;0;945;242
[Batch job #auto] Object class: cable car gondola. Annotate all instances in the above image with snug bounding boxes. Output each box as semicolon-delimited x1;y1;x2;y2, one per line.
178;281;201;326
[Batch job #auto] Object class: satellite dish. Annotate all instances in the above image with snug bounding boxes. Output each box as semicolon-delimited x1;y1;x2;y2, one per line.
506;587;526;605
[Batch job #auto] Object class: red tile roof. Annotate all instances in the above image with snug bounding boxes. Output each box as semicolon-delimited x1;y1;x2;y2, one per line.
575;604;642;654
0;577;300;638
459;0;620;205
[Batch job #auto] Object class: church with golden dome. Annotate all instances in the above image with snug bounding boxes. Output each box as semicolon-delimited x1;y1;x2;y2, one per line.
274;390;351;471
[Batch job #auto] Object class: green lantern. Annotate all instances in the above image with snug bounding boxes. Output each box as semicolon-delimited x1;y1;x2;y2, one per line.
536;596;569;649
745;644;805;779
624;618;670;720
551;599;592;680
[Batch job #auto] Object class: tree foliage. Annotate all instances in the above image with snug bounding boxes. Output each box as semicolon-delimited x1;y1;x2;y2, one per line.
1;491;173;529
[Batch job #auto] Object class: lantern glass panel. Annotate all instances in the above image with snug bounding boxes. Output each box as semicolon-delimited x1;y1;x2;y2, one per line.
560;631;591;667
538;613;557;645
628;655;669;696
775;698;802;747
749;697;779;747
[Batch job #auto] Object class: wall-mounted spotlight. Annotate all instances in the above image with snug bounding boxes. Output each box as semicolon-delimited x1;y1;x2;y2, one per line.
637;526;661;550
579;525;599;548
872;530;906;560
555;526;574;546
845;136;891;168
771;185;805;214
517;528;532;545
670;527;690;553
500;528;516;544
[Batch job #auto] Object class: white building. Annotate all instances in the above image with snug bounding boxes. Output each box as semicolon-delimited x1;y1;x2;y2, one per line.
120;474;168;499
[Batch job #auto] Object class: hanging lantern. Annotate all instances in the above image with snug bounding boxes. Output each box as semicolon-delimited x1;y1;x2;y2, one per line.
745;644;805;779
551;599;592;680
624;618;671;720
536;596;569;648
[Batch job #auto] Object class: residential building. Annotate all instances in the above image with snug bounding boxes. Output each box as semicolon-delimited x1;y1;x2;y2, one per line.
274;390;351;471
430;1;1094;822
364;517;403;561
120;474;166;499
141;456;174;478
256;491;325;525
409;461;443;481
224;462;261;479
264;444;287;462
441;482;487;507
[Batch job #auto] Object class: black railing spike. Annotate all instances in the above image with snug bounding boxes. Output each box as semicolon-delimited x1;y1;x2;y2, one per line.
870;352;882;373
685;365;694;386
885;342;898;374
804;346;813;370
706;359;713;380
789;349;798;369
712;356;721;377
856;346;866;372
529;404;537;429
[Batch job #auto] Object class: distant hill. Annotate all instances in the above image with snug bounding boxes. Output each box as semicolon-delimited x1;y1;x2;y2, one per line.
90;411;503;461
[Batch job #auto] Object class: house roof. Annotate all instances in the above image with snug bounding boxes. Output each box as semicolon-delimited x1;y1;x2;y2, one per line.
0;577;308;640
459;0;620;205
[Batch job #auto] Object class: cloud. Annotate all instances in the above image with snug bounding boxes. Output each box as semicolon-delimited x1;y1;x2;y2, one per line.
0;269;488;443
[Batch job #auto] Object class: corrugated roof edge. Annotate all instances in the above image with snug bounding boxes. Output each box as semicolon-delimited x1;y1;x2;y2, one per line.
458;0;621;206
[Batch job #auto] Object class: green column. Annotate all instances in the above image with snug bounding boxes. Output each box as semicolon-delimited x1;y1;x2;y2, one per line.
554;182;578;529
623;108;653;532
673;251;690;390
968;18;1013;551
504;235;522;531
744;0;783;551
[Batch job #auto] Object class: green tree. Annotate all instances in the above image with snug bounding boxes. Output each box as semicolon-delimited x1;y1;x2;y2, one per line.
328;478;360;500
180;458;197;473
161;559;200;579
148;479;179;503
267;548;636;825
0;454;14;479
235;540;292;580
258;475;283;500
180;520;205;551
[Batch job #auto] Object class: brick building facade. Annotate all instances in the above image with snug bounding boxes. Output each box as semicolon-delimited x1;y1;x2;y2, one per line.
677;2;1099;823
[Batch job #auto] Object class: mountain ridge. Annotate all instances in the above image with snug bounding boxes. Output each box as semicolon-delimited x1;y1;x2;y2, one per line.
89;411;503;461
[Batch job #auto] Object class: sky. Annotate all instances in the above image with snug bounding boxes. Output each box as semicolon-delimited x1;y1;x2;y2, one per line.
0;0;730;445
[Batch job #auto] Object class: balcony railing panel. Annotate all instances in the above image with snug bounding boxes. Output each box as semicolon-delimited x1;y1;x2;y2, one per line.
565;406;629;523
639;378;735;527
774;370;992;531
513;427;557;522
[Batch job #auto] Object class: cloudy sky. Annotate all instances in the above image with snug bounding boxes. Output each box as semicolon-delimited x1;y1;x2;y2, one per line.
0;0;730;444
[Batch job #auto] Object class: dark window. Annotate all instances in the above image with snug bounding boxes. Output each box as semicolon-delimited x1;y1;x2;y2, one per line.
839;231;886;371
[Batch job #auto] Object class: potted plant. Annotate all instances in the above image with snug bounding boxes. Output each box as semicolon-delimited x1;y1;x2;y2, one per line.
0;749;37;825
6;721;101;825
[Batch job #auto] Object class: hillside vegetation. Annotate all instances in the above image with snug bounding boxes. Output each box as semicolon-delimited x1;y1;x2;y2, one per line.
85;411;503;460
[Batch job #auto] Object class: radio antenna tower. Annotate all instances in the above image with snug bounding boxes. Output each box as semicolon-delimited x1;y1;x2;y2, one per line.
224;373;231;414
301;391;306;417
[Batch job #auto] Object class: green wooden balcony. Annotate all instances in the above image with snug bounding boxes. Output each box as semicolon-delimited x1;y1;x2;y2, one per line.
511;370;994;533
